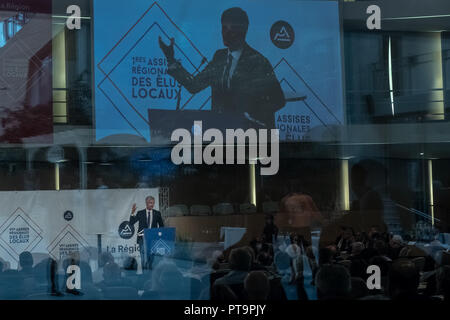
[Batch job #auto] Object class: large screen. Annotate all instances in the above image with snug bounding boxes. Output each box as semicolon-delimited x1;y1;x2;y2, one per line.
94;0;344;144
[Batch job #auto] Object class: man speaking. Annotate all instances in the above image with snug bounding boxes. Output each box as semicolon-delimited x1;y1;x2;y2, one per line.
129;196;164;270
159;7;285;129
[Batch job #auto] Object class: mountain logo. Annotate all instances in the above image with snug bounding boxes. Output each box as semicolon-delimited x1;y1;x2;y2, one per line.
118;221;135;239
271;21;295;49
63;211;73;221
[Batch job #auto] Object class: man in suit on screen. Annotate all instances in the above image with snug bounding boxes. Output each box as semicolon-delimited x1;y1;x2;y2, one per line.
159;7;285;129
129;195;164;270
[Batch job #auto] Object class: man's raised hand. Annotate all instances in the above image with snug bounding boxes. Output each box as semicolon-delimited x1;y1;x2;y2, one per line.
131;203;137;216
158;36;175;63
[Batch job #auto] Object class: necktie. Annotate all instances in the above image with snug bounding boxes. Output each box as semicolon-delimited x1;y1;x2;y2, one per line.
147;210;151;227
222;53;233;89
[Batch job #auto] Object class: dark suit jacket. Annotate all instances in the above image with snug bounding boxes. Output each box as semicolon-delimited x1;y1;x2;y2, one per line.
168;43;285;128
129;209;164;245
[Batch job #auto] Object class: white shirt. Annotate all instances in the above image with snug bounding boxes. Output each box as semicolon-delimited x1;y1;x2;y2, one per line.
225;48;242;88
147;209;153;228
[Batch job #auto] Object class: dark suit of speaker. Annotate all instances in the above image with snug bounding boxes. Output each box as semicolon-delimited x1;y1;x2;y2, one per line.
168;43;285;128
129;209;164;269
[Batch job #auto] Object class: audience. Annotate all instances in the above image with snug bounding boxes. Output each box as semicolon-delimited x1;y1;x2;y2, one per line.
0;211;447;302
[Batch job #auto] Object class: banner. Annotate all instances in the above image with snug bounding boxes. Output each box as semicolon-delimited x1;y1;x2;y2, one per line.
0;188;159;269
94;0;344;143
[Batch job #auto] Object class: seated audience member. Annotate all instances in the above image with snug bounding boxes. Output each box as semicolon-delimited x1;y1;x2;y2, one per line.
318;247;334;266
33;258;62;296
244;271;270;300
387;258;428;300
256;243;274;267
213;248;252;299
19;251;34;276
243;246;265;271
315;264;352;300
61;254;101;299
122;256;138;271
335;227;355;254
97;262;132;291
351;277;369;299
214;248;251;286
388;235;405;260
436;265;450;301
143;261;189;300
93;251;114;284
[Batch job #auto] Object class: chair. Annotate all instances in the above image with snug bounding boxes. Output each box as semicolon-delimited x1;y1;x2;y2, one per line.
262;201;279;214
240;203;257;214
190;205;211;216
102;286;139;300
167;205;189;217
212;203;234;215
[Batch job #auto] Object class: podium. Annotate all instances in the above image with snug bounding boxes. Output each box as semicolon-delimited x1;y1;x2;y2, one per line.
143;227;176;258
147;109;265;145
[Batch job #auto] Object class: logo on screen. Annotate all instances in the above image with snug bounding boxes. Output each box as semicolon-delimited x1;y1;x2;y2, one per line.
63;211;73;221
118;221;135;239
271;21;295;49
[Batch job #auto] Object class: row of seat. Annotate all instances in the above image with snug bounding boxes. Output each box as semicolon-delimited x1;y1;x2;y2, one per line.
165;201;279;217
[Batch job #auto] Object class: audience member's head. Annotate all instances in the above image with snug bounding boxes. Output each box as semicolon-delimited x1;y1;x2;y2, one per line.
315;264;351;300
374;239;388;256
387;258;420;299
103;262;121;282
351;242;365;255
229;248;252;272
99;252;114;268
390;235;405;249
19;251;33;270
244;271;270;300
319;247;333;266
243;246;256;263
123;257;138;271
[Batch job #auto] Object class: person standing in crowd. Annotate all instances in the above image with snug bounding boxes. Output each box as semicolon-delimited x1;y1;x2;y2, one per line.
262;214;278;244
